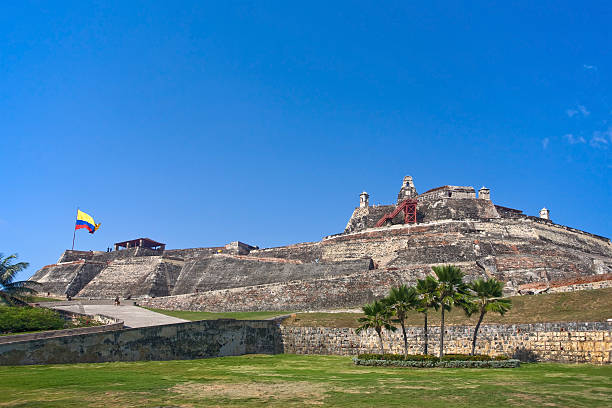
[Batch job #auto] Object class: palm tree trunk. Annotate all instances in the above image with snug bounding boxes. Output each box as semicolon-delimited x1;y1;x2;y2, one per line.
377;329;384;354
439;307;445;359
471;308;486;356
423;312;428;355
400;320;408;356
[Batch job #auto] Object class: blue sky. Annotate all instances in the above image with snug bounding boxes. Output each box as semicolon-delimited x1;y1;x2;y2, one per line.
1;1;610;281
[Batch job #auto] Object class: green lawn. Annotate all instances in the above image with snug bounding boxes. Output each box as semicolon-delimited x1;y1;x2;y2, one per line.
143;307;292;321
0;354;610;407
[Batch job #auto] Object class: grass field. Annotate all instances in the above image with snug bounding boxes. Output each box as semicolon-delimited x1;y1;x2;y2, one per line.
284;287;612;328
0;354;610;407
144;308;292;321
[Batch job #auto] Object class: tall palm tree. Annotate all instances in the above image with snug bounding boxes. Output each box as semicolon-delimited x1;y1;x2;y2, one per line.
0;253;36;306
356;300;397;354
384;285;418;356
416;275;439;355
433;265;469;358
469;277;512;355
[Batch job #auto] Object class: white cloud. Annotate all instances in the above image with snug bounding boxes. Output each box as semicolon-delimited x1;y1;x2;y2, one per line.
590;127;612;148
564;134;586;144
566;105;590;118
541;138;550;149
583;64;597;71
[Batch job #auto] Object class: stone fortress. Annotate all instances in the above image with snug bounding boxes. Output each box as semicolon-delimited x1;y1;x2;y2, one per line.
31;176;612;312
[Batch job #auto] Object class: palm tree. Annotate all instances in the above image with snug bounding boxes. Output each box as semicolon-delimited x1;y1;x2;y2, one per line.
0;253;37;306
433;265;469;358
384;285;418;356
415;275;439;355
469;277;512;355
356;300;397;354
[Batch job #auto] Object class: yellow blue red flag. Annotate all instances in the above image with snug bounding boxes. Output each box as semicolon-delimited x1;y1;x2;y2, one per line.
75;210;101;234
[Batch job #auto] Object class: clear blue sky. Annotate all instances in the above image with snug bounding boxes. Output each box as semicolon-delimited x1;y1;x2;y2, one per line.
1;1;610;281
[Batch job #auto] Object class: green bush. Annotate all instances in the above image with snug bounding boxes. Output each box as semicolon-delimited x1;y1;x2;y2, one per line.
0;306;66;334
442;354;492;361
357;353;510;362
353;357;520;368
357;353;439;362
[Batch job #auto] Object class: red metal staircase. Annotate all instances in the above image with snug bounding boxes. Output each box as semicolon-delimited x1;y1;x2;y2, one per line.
375;199;418;227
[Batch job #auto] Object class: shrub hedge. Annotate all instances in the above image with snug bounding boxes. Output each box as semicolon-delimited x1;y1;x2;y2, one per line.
357;354;438;362
0;306;66;334
353;357;520;368
357;353;510;362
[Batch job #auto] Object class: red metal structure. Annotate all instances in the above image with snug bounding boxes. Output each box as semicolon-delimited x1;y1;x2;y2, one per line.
375;199;418;227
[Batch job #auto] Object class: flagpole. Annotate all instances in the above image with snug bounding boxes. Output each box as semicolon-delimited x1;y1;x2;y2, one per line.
71;207;78;250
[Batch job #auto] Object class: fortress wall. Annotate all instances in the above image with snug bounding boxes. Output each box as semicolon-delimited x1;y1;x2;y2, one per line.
139;265;463;312
344;205;399;234
30;262;107;296
0;319;282;366
58;250;94;263
145;260;185;297
64;262;109;297
77;257;165;298
163;247;224;259
344;199;500;233
322;219;612;291
249;242;322;263
416;198;500;223
170;256;373;295
280;321;612;364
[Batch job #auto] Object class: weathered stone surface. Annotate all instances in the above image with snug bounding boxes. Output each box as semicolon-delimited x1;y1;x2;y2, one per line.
0;319;283;366
280;321;612;364
1;318;608;365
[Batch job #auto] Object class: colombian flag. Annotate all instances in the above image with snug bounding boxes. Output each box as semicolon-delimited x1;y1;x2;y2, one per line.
75;210;101;234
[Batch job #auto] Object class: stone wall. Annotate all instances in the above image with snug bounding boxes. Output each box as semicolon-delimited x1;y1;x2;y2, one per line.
170;256;372;295
137;266;434;312
0;321;124;345
280;321;612;364
518;273;612;294
0;319;282;366
324;218;612;294
249;242;322;263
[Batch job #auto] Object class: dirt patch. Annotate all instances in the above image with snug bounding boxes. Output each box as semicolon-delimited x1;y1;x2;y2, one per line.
171;381;328;404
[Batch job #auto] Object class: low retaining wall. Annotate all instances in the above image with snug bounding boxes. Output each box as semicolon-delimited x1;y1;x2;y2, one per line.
0;321;124;345
280;321;612;364
0;319;282;366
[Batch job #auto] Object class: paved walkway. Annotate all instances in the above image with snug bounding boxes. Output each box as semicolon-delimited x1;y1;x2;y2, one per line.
52;304;188;328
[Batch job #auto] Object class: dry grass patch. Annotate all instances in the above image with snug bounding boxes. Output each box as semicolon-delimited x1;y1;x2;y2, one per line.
171;381;328;405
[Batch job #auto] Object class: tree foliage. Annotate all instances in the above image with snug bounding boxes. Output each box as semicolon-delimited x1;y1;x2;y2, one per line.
356;300;396;354
0;253;37;306
468;277;512;355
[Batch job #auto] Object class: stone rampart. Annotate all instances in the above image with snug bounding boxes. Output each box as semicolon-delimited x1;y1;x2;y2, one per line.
518;273;612;294
280;321;612;364
249;242;322;263
170;256;372;296
138;266;436;312
0;319;282;366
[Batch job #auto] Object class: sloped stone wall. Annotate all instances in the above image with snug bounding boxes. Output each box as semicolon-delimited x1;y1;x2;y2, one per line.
280;321;612;364
0;319;283;366
138;266;441;312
